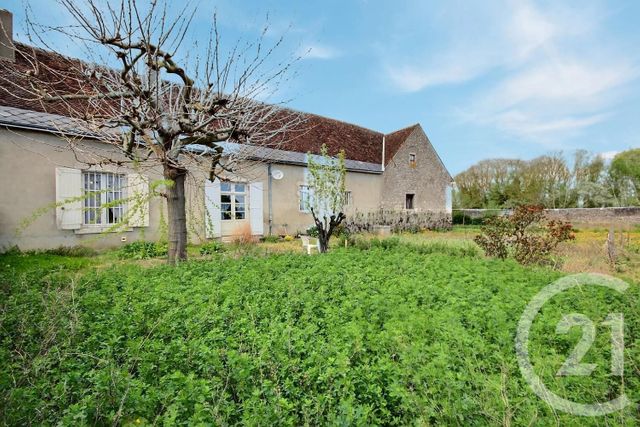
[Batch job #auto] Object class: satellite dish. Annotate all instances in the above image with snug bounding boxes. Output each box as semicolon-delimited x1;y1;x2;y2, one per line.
271;169;284;180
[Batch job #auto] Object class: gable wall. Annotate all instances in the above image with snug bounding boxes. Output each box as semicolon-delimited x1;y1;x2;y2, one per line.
381;127;451;212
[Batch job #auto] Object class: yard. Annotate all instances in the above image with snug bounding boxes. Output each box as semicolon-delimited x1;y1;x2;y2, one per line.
1;228;639;425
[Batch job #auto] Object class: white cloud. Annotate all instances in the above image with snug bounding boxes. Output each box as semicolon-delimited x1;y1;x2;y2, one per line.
489;110;610;136
383;0;569;92
297;43;340;60
467;57;638;142
507;1;556;61
386;51;494;91
381;0;638;142
490;61;637;110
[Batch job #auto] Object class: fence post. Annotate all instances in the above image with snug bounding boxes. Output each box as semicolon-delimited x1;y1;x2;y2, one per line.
607;226;617;267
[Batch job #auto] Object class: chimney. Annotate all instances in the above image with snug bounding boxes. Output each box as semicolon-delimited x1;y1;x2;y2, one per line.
0;9;15;62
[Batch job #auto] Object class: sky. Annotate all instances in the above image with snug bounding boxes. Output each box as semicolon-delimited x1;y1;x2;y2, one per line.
5;0;640;174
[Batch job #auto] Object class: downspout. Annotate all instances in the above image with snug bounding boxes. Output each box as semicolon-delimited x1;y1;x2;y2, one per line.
381;135;386;210
267;163;273;235
381;135;386;172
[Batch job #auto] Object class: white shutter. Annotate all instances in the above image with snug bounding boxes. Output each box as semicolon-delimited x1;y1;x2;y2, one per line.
128;174;150;227
249;181;264;236
204;180;222;238
55;167;83;230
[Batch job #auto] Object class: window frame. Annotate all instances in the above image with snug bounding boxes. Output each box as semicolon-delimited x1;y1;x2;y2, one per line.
220;182;247;221
343;190;352;207
409;153;417;168
299;184;313;212
82;171;127;226
405;193;415;210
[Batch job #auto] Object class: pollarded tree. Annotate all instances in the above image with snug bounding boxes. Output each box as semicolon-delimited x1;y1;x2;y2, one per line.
304;145;347;253
0;0;302;264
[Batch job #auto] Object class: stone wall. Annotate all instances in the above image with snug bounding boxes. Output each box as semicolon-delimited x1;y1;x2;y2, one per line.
345;209;452;233
381;126;452;211
544;207;640;225
457;207;640;226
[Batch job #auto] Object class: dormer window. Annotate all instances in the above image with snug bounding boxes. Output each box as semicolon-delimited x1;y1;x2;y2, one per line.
409;153;417;168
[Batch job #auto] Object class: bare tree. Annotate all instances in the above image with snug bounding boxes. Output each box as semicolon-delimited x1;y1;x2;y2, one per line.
0;0;303;263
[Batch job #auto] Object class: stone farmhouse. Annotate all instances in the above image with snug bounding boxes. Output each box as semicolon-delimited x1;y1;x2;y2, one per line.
0;10;452;250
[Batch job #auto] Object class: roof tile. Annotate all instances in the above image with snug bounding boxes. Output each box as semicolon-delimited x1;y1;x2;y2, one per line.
0;43;418;165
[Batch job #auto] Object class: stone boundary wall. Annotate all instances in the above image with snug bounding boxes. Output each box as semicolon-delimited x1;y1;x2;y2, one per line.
457;207;640;225
345;209;452;233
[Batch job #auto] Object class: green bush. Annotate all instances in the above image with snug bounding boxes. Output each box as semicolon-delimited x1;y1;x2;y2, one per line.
37;245;98;257
1;250;638;425
117;241;167;259
260;235;281;243
305;225;319;237
474;205;574;265
0;245;22;256
1;245;98;257
199;240;226;255
452;210;498;225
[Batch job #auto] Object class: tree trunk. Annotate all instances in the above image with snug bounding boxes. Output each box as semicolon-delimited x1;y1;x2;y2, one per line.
165;165;188;264
311;209;345;254
318;230;329;253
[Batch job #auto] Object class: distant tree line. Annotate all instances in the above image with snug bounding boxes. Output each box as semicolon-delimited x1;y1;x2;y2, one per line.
454;148;640;209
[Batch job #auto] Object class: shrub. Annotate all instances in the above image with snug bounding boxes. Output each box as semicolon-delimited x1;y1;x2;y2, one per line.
305;225;319;237
260;235;281;243
283;235;294;242
230;223;254;244
0;245;22;256
37;245;98;257
117;241;167;259
452;210;492;225
199;240;225;255
5;245;98;257
474;205;575;265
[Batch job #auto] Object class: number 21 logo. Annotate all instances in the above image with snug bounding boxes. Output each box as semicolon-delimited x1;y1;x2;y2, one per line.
556;313;624;377
516;274;633;416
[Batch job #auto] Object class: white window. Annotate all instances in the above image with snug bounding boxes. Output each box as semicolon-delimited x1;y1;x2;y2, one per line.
220;182;246;220
409;153;417;168
299;185;313;212
343;191;352;206
82;171;126;225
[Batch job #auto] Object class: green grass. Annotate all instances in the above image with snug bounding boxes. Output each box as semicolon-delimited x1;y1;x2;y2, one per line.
1;247;638;425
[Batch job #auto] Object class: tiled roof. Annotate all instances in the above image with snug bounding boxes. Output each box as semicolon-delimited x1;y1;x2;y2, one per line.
0;43;419;166
267;112;385;164
384;124;420;166
0;105;383;173
0;43;103;118
0;104;98;136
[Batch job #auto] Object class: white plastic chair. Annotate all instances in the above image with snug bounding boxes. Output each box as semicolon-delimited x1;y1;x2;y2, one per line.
300;235;320;255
